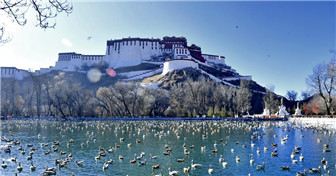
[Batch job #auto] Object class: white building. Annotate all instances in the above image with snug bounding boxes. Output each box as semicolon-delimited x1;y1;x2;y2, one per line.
203;54;225;65
54;52;104;71
104;36;225;68
53;36;227;71
0;67;29;80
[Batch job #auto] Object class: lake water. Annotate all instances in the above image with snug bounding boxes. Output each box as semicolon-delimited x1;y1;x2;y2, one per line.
0;119;335;176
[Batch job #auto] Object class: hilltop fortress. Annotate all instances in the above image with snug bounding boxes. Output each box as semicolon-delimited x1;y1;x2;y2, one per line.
1;36;251;84
54;36;225;71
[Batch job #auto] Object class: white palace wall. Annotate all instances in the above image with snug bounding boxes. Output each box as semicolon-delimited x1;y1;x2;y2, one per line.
105;40;162;68
55;53;104;71
203;54;225;65
162;59;198;75
0;67;29;80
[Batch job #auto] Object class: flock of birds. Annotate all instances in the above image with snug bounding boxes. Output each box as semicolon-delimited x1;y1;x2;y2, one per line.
0;119;335;175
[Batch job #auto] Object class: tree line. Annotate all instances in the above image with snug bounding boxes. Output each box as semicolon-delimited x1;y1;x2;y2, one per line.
1;71;282;118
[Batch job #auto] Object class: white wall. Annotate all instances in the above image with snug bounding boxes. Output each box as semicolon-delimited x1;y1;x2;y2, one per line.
106;40;162;68
0;67;28;80
203;54;225;65
55;53;104;71
82;55;104;66
162;60;198;75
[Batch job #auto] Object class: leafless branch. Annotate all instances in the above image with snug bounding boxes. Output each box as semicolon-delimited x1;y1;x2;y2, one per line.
0;0;72;43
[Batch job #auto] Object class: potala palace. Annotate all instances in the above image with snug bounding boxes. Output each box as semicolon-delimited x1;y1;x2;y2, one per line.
54;36;226;71
1;36;251;85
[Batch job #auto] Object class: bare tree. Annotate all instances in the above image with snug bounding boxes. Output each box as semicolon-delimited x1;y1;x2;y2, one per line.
144;88;171;117
170;82;187;116
235;80;252;116
0;0;72;43
30;72;42;117
263;85;280;114
22;82;35;116
96;82;143;117
40;75;54;116
306;56;336;115
286;90;298;101
96;87;116;117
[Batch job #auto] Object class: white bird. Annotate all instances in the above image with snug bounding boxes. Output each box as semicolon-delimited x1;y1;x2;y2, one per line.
105;159;113;164
2;160;7;168
236;156;240;162
250;156;255;164
324;161;329;170
191;160;202;168
256;162;265;170
168;168;180;176
208;165;214;174
299;154;304;161
17;162;23;172
222;160;228;168
219;155;224;163
30;162;36;171
150;154;159;159
103;162;109;170
296;169;307;176
75;161;84;166
291;153;295;159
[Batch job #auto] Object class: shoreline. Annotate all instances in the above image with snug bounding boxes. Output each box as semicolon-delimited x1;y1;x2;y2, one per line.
289;117;336;130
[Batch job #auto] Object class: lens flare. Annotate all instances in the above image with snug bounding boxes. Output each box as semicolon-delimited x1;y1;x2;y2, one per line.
106;68;116;77
87;68;102;83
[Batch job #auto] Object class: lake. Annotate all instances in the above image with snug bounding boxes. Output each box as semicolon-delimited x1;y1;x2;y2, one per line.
0;119;335;175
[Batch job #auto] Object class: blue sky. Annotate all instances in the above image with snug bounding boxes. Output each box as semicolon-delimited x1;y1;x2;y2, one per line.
0;1;335;97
